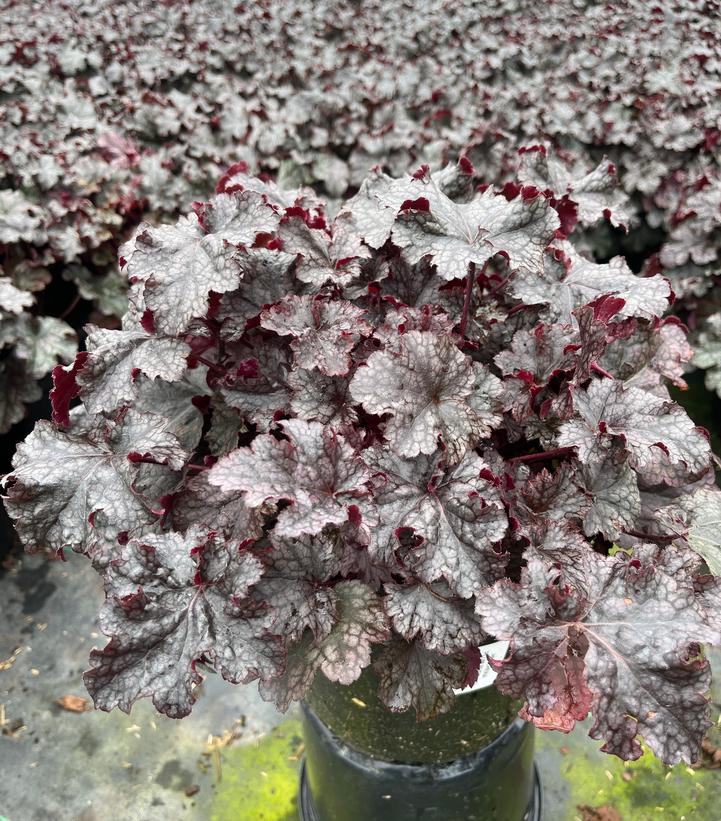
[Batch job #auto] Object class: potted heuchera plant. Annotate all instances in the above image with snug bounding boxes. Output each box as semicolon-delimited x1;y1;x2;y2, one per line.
5;159;721;821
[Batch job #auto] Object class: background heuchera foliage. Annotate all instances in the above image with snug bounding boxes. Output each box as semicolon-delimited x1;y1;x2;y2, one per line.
2;0;721;436
4;158;721;766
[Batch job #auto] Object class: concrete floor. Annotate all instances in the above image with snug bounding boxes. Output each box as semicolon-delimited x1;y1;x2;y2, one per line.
2;551;721;821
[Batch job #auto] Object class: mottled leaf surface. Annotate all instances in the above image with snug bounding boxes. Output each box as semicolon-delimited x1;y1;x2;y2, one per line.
350;331;501;460
478;547;721;763
80;326;190;414
208;419;370;537
364;449;508;596
261;295;371;376
259;581;389;710
558;379;711;478
4;410;186;555
391;183;559;280
374;637;469;720
86;529;279;717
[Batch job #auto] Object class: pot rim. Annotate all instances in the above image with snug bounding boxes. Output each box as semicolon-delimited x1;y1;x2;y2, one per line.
300;699;532;779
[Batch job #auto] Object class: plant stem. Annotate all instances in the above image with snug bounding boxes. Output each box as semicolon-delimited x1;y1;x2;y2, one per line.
421;580;461;604
510;446;576;465
622;529;678;544
128;454;162;466
458;262;476;337
591;362;614;379
59;293;81;320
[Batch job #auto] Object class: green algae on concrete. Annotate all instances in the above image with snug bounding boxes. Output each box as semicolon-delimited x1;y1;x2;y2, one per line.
535;651;721;821
210;719;303;821
537;718;721;821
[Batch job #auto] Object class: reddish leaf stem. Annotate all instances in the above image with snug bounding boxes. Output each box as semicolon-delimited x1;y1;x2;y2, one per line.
591;362;614;379
59;293;81;320
509;446;576;465
484;272;512;299
128;454;163;466
622;529;679;544
458;262;476;337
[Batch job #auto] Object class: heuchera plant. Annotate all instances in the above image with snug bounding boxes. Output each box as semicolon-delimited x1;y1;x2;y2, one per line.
5;159;721;766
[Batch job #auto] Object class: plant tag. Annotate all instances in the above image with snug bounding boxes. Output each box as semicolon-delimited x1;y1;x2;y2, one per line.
453;640;509;695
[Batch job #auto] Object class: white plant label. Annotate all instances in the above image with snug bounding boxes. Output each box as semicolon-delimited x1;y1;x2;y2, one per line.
452;640;509;695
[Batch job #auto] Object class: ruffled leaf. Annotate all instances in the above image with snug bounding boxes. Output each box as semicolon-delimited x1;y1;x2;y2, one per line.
85;529;279;718
260;295;372;376
478;546;721;763
391;183;559;280
558;378;711;480
374;637;469;720
364;448;508;596
3;409;187;556
259;581;390;710
511;243;670;323
208;419;370;538
79;326;190;414
385;581;485;653
350;331;501;460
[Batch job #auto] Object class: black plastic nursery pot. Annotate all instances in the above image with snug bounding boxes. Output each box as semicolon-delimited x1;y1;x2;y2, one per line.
298;663;540;821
